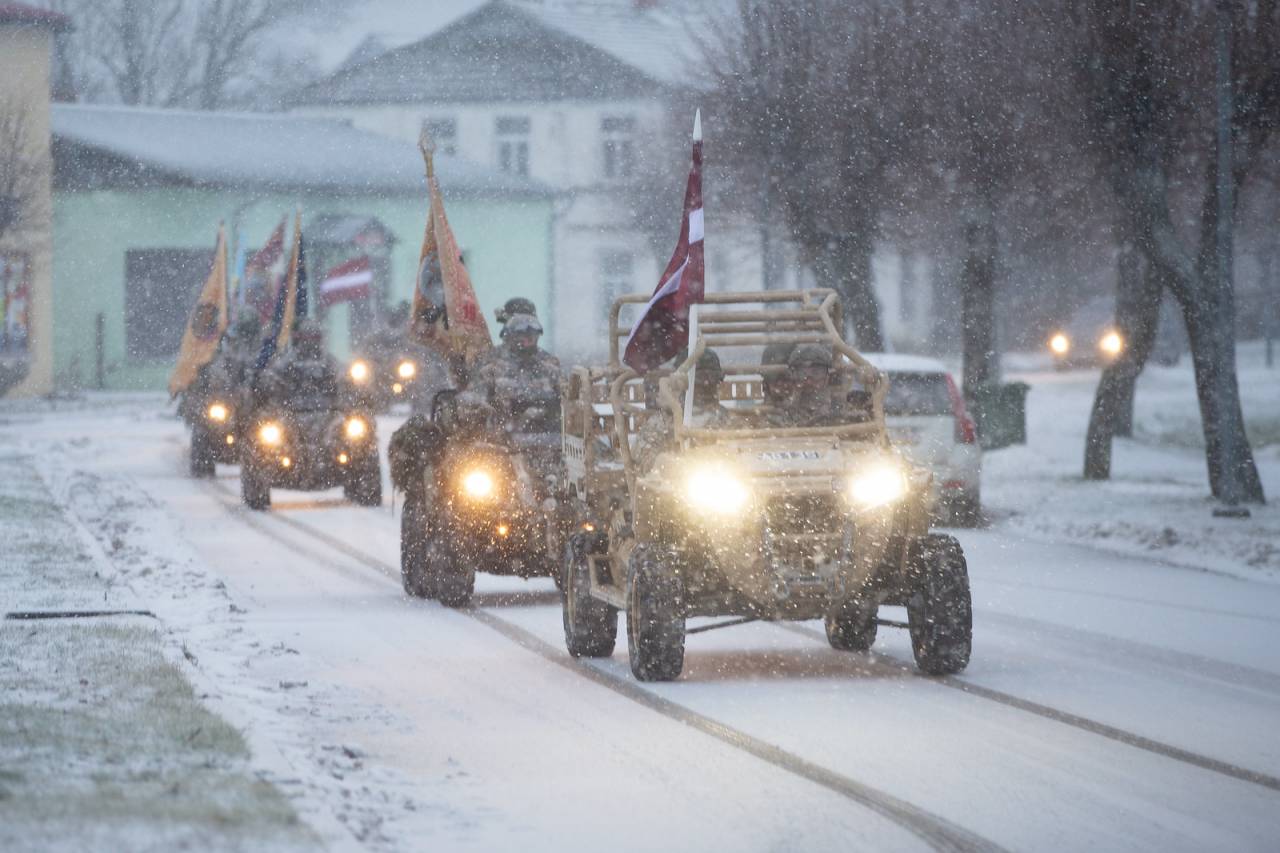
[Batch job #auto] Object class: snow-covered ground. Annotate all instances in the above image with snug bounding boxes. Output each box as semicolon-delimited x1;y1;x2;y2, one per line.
2;348;1279;850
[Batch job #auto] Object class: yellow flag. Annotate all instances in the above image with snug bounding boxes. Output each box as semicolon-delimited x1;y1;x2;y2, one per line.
409;138;492;377
168;225;229;397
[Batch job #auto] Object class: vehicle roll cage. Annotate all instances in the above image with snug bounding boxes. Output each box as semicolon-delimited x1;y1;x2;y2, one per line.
597;289;890;485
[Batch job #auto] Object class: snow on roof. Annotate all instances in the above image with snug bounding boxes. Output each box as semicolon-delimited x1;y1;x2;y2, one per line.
51;103;553;198
859;352;953;375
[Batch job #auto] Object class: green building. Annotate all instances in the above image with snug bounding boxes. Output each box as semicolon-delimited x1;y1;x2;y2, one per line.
51;104;556;391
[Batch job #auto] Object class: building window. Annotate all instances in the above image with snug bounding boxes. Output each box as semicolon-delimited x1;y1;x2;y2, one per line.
599;250;634;312
124;248;215;362
496;115;530;177
422;117;457;156
601;115;635;180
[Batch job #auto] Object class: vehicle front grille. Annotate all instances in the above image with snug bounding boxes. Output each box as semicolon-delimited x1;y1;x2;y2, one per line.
764;493;843;536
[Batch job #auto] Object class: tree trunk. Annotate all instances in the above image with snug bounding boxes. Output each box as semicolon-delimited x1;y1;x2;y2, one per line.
821;232;884;351
960;217;999;397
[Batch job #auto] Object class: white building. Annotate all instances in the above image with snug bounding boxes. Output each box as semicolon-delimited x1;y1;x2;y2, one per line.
291;0;933;357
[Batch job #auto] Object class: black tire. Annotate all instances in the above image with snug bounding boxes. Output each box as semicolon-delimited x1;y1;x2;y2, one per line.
428;532;474;608
562;534;617;658
400;493;434;598
825;595;878;652
625;544;685;682
240;458;271;510
189;426;216;478
344;456;383;507
906;534;972;675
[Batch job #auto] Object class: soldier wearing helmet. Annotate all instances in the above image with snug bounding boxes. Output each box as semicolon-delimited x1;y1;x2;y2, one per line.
495;297;537;326
255;318;339;411
634;348;732;472
766;343;847;428
459;311;563;485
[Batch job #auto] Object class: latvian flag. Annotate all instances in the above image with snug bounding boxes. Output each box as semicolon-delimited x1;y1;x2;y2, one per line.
623;109;704;373
319;256;374;307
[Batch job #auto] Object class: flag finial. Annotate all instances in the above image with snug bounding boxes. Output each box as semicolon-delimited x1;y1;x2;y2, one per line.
693;108;702;142
418;128;436;180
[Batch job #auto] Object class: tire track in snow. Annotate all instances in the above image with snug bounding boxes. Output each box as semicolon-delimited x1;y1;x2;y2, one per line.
204;482;1004;853
778;624;1280;794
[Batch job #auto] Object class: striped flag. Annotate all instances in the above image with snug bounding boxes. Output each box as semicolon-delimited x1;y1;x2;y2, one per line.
623;109;704;373
319;256;373;306
254;211;307;371
168;225;230;397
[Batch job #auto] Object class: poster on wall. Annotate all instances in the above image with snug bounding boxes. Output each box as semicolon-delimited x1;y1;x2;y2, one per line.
0;253;30;356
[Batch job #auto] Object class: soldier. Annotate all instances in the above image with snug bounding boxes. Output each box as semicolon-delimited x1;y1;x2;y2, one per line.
766;343;848;428
179;313;260;422
634;348;731;472
254;319;339;412
459;312;563;486
760;341;797;408
494;296;537;327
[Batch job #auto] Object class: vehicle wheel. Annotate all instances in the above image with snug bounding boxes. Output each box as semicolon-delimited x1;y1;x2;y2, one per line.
906;534;972;675
562;534;617;658
825;595;878;652
626;544;685;681
428;532;474;608
344;456;383;507
189;426;216;478
240;458;271;510
400;492;434;599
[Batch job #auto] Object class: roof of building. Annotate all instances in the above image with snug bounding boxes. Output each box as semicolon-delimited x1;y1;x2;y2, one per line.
292;0;697;107
0;2;71;31
51;103;553;198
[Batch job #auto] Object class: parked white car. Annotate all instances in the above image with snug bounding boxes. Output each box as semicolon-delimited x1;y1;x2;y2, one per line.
862;353;982;526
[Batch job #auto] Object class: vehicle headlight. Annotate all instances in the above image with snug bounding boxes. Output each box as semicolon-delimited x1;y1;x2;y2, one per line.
684;466;750;515
207;402;229;422
397;360;416;380
345;417;368;440
1049;333;1070;356
850;464;907;508
1099;331;1123;356
258;422;283;446
349;360;370;383
460;468;497;501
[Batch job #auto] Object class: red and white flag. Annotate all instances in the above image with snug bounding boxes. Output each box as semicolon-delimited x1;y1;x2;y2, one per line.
319;256;373;306
623;109;704;373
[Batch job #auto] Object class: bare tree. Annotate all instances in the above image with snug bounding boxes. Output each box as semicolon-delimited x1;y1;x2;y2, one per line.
0;97;50;243
1072;0;1272;504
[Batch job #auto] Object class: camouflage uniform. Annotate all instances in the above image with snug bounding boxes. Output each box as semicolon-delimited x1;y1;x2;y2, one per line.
180;316;259;423
765;344;849;428
254;321;340;413
634;349;733;472
459;313;563;486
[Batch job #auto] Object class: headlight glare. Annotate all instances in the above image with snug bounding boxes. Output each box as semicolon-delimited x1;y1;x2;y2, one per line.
850;465;907;508
460;468;497;501
1099;331;1123;356
1049;333;1070;355
345;417;367;440
349;360;370;383
258;422;283;446
397;360;416;379
684;466;750;514
207;402;229;422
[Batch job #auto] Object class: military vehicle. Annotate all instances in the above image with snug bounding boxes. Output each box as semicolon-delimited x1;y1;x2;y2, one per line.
186;393;241;477
559;289;973;681
239;389;381;510
396;389;565;606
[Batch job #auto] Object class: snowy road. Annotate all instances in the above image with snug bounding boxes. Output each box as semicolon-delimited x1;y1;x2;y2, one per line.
8;400;1280;851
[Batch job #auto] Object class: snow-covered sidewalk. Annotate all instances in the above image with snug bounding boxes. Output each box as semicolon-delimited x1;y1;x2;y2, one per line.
0;452;313;853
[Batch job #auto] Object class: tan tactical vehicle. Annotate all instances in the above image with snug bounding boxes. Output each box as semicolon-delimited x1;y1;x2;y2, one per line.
560;290;972;681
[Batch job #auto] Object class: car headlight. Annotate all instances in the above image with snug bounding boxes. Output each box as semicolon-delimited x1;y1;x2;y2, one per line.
684;466;750;515
207;402;229;422
349;360;370;383
850;464;907;508
397;360;416;380
1099;331;1123;356
1049;333;1070;356
460;468;497;501
345;417;368;440
258;422;283;446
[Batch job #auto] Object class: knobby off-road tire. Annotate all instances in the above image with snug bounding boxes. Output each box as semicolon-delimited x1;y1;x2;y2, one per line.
906;534;972;675
189;426;216;478
344;456;383;507
825;595;879;652
400;492;434;599
626;544;685;682
240;458;271;510
428;530;475;608
562;534;617;658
